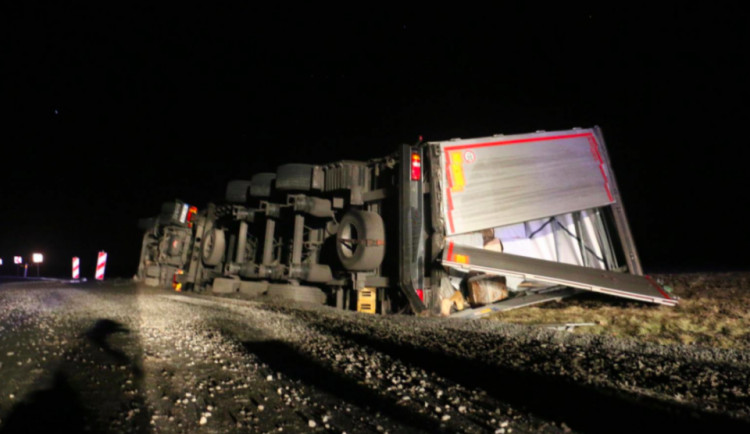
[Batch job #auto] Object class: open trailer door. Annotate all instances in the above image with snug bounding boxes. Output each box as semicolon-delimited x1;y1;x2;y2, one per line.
438;127;617;236
433;127;675;307
442;242;677;306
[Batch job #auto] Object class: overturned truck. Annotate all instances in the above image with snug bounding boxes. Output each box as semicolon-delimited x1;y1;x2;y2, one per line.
136;127;677;317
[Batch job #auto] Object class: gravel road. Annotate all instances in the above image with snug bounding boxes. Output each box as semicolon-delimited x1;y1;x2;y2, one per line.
1;280;749;433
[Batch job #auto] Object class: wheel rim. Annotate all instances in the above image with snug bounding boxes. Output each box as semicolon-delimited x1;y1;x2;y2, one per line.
339;223;358;259
203;232;214;259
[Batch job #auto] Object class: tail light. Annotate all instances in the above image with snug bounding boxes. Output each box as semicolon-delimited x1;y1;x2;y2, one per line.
187;206;198;228
172;269;184;292
411;153;421;181
416;288;424;302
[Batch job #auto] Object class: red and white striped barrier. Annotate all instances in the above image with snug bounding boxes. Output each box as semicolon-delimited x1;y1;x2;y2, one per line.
72;257;80;279
95;251;107;281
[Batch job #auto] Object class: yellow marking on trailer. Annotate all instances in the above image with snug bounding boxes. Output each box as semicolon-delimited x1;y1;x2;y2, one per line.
449;151;466;193
455;254;470;264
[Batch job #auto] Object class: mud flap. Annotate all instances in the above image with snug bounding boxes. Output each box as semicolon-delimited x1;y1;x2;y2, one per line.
442;243;677;306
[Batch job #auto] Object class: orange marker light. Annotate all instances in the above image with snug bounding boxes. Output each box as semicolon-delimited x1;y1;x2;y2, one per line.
455;254;470;264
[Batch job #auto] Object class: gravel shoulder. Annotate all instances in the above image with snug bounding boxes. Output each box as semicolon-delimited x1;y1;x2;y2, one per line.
1;277;749;433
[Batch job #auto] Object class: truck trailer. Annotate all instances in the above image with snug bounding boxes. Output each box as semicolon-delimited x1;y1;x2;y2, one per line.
135;126;677;317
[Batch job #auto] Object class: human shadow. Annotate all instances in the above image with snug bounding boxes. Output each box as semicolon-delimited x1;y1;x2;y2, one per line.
0;372;90;433
1;318;150;433
84;319;143;378
242;339;441;433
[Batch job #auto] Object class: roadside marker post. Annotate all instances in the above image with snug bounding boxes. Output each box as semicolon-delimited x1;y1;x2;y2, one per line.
72;257;80;280
95;251;107;281
32;253;43;277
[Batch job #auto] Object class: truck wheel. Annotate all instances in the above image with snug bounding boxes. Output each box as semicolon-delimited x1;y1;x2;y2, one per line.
275;164;315;191
336;210;385;271
225;179;252;203
202;228;225;266
249;173;276;198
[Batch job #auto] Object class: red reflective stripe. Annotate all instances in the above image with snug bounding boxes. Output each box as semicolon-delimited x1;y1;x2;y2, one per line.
442;132;613;232
446;190;455;233
587;135;613;202
443;133;593;152
447;241;455;262
644;275;671;300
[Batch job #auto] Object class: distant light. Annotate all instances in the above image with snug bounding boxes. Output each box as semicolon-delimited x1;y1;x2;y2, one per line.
32;253;44;263
0;258;3;265
14;256;22;264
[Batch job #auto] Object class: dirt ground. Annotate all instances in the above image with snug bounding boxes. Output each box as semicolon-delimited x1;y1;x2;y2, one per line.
490;272;750;350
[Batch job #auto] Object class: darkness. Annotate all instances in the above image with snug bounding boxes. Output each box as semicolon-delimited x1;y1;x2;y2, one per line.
1;4;748;278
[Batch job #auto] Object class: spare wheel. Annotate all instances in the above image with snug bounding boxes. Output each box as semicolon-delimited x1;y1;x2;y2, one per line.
336;210;385;271
202;228;226;266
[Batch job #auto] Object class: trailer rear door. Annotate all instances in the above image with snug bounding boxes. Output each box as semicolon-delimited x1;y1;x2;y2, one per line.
442;243;677;306
436;128;615;236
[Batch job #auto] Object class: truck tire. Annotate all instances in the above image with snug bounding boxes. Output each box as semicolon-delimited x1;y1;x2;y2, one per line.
225;180;252;203
336;210;385;271
249;173;276;198
202;228;225;266
276;164;314;191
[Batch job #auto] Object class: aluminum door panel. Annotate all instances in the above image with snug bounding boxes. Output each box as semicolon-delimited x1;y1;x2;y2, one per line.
436;129;615;236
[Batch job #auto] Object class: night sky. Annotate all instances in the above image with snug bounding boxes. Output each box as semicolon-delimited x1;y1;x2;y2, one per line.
1;5;748;278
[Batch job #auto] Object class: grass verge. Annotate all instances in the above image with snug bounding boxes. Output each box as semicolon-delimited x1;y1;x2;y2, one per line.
488;272;750;349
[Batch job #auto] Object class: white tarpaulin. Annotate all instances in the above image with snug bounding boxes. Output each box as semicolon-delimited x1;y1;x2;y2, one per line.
496;211;605;269
446;210;607;290
447;211;605;269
